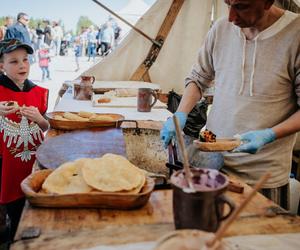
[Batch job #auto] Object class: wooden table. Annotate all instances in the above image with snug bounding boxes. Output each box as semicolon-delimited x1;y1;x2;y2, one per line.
11;180;300;249
11;125;300;249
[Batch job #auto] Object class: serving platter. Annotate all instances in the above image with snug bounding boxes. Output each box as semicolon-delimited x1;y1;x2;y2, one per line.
21;169;155;209
193;138;241;152
46;112;124;130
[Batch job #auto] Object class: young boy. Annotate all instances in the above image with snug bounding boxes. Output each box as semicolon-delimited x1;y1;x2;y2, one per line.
0;39;49;242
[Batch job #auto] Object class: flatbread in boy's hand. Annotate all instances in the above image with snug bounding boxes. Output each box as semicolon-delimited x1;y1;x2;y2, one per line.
5;101;19;109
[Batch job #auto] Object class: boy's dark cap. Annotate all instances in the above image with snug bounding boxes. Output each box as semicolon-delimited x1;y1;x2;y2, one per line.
0;39;34;57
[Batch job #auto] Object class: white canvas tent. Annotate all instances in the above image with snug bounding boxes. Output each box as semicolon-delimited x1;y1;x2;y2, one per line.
84;0;227;94
83;0;298;94
116;0;151;37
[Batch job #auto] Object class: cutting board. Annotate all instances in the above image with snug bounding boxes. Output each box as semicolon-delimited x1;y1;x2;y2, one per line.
36;129;126;169
92;95;167;108
93;81;160;94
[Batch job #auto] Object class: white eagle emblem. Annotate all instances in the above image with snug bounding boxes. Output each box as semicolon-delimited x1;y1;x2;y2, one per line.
0;115;43;162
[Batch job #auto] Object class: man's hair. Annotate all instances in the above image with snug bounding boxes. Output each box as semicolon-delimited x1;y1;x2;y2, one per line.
17;12;28;21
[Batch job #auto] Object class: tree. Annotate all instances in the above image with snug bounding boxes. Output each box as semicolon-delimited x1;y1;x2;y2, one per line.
76;16;94;35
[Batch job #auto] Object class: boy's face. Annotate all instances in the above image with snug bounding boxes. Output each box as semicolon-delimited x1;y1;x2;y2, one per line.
0;48;30;85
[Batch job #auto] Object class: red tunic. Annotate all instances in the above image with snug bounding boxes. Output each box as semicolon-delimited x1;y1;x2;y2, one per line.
0;84;48;204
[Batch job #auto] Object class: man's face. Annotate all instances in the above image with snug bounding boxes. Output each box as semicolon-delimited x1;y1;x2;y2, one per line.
0;48;30;85
19;15;29;26
224;0;272;28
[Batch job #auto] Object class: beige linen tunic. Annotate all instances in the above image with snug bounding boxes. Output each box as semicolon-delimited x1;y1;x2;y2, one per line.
185;11;300;188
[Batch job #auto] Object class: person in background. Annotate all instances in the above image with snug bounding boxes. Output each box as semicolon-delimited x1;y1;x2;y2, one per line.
0;39;49;242
98;22;114;56
4;13;30;45
0;17;14;41
38;43;51;81
160;0;300;209
5;13;34;64
74;36;82;72
86;25;97;62
52;21;63;56
36;22;44;50
43;20;52;47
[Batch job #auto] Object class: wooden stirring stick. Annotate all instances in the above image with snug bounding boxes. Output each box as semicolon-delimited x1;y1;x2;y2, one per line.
173;116;194;190
206;172;271;248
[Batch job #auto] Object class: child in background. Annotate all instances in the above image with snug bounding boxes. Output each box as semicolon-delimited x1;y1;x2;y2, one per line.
0;39;49;242
38;43;51;81
74;37;82;72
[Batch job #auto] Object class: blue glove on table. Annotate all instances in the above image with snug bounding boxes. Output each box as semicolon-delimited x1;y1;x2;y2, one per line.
160;112;187;148
233;128;276;154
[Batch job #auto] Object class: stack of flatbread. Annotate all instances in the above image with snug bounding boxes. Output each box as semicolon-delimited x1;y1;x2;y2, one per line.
41;154;146;195
53;111;115;122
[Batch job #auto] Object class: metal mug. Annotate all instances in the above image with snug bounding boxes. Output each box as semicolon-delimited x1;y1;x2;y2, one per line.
171;168;235;232
137;88;157;112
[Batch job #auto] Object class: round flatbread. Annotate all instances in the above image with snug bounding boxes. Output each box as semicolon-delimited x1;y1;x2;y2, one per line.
82;154;145;192
42;158;93;194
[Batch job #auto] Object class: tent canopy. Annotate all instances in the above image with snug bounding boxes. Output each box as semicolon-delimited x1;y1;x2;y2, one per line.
84;0;299;94
116;0;151;37
85;0;226;94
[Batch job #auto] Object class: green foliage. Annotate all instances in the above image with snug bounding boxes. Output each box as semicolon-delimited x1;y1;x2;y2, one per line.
28;18;44;29
76;16;95;35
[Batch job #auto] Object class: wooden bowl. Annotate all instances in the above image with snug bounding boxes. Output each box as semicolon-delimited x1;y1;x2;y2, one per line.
21;169;155;209
46;112;124;130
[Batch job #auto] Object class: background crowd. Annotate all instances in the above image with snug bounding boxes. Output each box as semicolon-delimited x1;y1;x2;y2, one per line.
0;12;122;65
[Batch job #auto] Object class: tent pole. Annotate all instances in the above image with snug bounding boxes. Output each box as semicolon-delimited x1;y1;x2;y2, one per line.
130;0;185;82
91;0;162;47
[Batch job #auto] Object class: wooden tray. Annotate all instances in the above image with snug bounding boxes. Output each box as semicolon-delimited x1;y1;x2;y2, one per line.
36;129;126;169
193;139;241;152
21;169;155;209
46;112;124;130
93;81;160;94
92;94;167;108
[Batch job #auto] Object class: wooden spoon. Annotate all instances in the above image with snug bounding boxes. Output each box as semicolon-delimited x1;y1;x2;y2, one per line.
206;172;271;248
173;116;194;191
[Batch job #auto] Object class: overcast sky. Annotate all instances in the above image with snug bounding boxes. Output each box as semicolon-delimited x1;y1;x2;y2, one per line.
1;0;156;31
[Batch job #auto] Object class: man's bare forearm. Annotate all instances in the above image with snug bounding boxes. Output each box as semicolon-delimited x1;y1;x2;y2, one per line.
272;110;300;139
177;82;202;113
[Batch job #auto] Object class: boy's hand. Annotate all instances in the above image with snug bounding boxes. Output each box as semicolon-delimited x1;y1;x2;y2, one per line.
0;101;18;116
19;106;44;123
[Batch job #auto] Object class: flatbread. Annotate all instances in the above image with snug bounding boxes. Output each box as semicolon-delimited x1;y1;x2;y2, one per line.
63;112;89;121
82;154;145;192
53;115;68;121
42;158;93;194
88;114;115;122
5;101;19;109
193;139;241;152
78;111;94;118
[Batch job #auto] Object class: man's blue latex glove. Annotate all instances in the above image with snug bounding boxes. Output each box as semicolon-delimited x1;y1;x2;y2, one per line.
233;128;276;154
160;112;187;148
